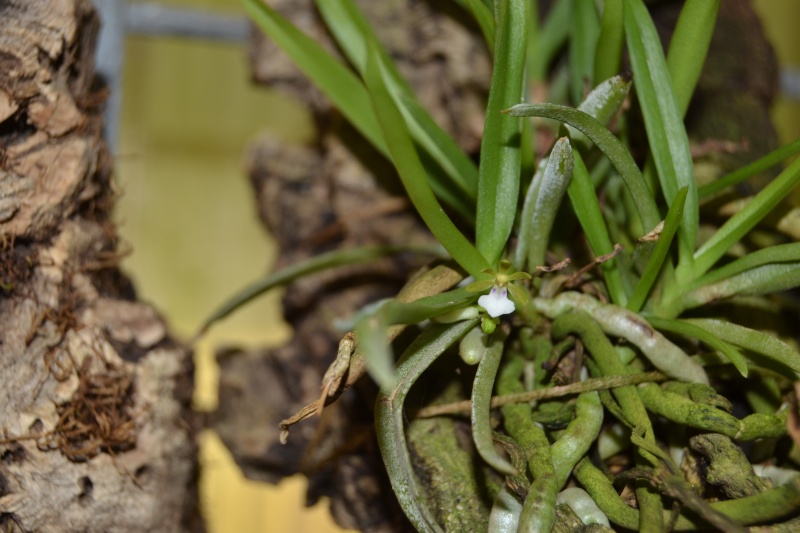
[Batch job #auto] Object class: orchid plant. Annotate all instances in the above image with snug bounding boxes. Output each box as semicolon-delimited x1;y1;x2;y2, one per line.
201;0;800;531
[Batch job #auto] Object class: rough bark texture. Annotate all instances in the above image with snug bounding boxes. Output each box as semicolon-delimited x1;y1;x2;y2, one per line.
0;1;201;531
214;0;780;531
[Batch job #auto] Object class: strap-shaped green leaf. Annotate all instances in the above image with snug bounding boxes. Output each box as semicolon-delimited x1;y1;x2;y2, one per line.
529;0;570;82
627;186;688;313
563;74;633;305
646;317;748;377
514;158;546;269
699;138;800;199
594;0;624;85
375;320;478;533
689;243;800;290
359;286;481;386
625;0;698;273
666;0;720;118
680;262;800;312
475;0;529;265
504;103;660;234
242;0;386;154
568;73;632;151
684;319;800;377
454;0;496;50
693;156;800;277
380;287;480;326
365;44;489;278
195;244;443;337
246;0;476;218
356;287;483;387
568;150;627;306
524;137;574;269
358;314;395;389
568;0;600;104
315;0;479;204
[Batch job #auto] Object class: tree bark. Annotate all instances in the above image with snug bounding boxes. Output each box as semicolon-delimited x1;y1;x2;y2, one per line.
0;1;201;531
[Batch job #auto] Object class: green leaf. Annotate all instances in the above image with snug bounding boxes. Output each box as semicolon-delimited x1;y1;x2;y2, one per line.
568;0;601;104
423;159;476;223
524;137;574;269
400;94;479;199
680;262;800;312
666;0;720;118
563;74;633;306
519;101;536;194
455;0;496;50
625;0;698;274
472;330;515;474
689;243;800;290
593;0;624;85
514;158;546;270
242;0;386;155
568;73;632;152
358;314;395;389
568;150;627;306
195;244;443;337
627;186;688;313
693;156;800;277
380;287;481;326
315;0;479;203
365;44;489;278
646;317;749;377
530;0;570;82
358;287;481;388
475;0;529;265
504;103;660;234
375;320;479;531
699;138;800;199
684;319;800;376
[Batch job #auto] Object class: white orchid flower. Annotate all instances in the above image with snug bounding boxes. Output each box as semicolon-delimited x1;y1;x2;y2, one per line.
467;260;532;320
478;286;516;317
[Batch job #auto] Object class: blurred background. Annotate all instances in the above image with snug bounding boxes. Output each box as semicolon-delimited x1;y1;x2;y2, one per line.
106;1;800;531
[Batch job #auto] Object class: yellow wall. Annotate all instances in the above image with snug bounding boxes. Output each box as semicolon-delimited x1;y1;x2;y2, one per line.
114;2;799;532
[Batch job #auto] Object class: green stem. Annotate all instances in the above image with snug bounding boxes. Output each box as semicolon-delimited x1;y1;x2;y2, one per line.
551;391;603;489
498;352;557;533
576;459;800;530
637;383;786;441
533;291;708;384
550;311;664;532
